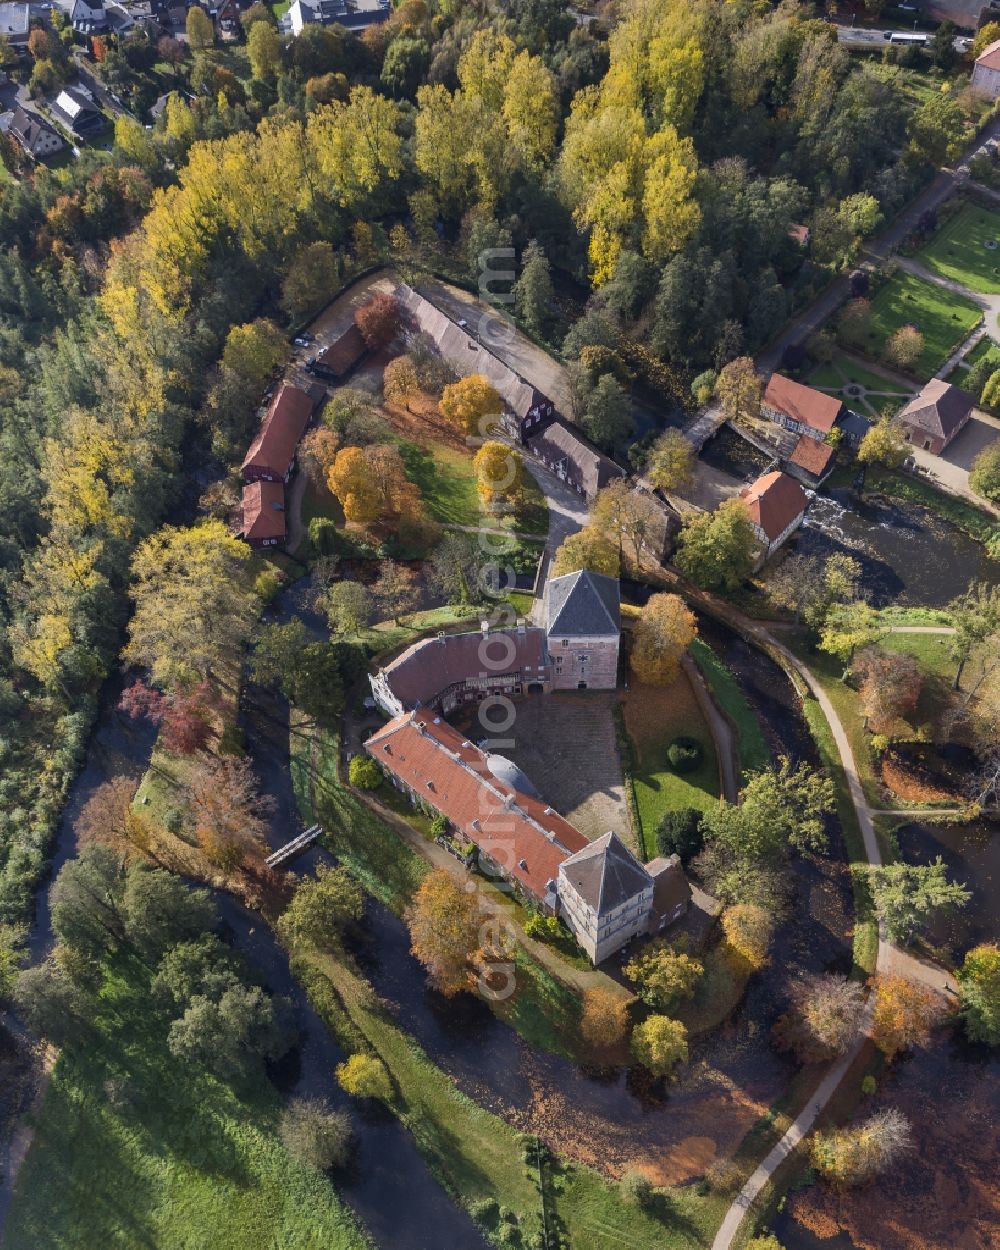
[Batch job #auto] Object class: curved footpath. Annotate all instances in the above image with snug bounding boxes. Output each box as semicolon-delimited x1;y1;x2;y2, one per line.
665;594;960;1250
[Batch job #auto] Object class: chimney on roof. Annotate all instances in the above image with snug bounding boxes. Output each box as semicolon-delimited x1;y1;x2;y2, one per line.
426;780;435;791
518;858;528;871
471;819;481;831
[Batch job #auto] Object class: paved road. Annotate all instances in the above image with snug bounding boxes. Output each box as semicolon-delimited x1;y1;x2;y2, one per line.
761;115;1000;371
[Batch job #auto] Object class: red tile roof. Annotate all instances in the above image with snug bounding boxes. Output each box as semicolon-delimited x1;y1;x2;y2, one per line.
976;37;1000;71
365;710;588;901
380;628;547;710
788;434;835;478
740;470;808;542
763;374;843;436
316;324;367;378
241;382;315;479
241;480;286;542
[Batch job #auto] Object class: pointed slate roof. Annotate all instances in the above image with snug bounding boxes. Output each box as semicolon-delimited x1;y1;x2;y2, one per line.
559;832;651;915
544;570;620;639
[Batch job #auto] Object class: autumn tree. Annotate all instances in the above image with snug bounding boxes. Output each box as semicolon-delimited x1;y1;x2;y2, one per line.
870;973;944;1059
247;19;281;80
629;593;697;686
882;326;923;374
327;444;426;533
76;775;150;857
624;942;703;1011
970;440;1000;504
957;943;1000;1045
299;428;341;488
278;864;363;951
715;357;761;427
858;415;907;469
580;987;631;1050
773;973;867;1063
630;1014;688;1076
118;679;214;755
438;375;504;439
383;354;420;409
552;526;621;578
373;560;420;623
473;441;523;511
675;498;757;591
354;292;402;350
186;754;274;871
336;1053;393;1100
852;646;922;734
721;904;774;972
590;479;663;571
123;522;257;692
405;868;486;996
281;242;340;323
812;1109;913;1186
867;859;970;944
186;5;214;50
646;429;695;495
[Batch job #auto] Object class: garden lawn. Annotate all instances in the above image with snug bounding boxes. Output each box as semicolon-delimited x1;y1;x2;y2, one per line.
918;203;1000;295
807;355;914;401
622;675;720;860
399;440;482;527
6;959;367;1250
864;271;982;380
962;336;1000;369
880;629;956;681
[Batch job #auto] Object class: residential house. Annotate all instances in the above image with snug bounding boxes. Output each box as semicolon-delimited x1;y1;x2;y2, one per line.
51;86;104;136
0;2;30;49
896;379;974;454
762;373;844;442
307;322;367;381
240;381;317;483
59;0;108;32
525;421;624;499
785;432;836;486
281;0;389;34
544;569;620;690
972;37;1000;98
239;479;286;549
5;106;63;160
370;622;550;719
396;282;555;441
739;469;809;567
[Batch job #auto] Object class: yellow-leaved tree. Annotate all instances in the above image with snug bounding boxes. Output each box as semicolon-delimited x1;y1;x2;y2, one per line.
473;440;523;511
438;375;503;438
629;592;697;686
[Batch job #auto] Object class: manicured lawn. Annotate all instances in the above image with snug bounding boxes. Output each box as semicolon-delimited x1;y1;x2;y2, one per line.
399;439;483;527
271;0;289;14
880;629;956;681
622;675;720;860
962;335;1000;369
690;639;771;781
7;958;367;1250
864;271;982;380
918;203;1000;295
808;355;913;401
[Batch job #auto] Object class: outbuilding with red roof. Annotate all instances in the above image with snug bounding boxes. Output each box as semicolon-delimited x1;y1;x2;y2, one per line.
739;469;809;566
762;374;844;441
241;382;317;483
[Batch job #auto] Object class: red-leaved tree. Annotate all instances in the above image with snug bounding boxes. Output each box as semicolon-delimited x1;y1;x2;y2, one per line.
354;292;402;350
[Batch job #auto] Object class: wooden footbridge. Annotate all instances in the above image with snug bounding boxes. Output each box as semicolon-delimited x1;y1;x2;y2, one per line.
265;824;322;869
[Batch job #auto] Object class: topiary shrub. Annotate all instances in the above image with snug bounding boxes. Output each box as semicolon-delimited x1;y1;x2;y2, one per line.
348;755;381;790
666;736;704;774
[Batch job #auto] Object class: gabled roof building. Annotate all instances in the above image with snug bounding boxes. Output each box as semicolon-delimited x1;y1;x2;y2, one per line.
525;421;625;499
762;373;844;441
739;470;809;567
51;87;104;135
896;379;974;455
5;106;63;160
241;381;318;483
239;479;286;548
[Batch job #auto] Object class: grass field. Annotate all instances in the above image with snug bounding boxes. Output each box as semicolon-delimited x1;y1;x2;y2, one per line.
808;355;914;402
962;336;1000;369
622;675;720;859
918;203;1000;295
298;946;723;1250
690;639;771;781
400;440;483;527
864;271;982;380
880;629;956;681
7;958;367;1250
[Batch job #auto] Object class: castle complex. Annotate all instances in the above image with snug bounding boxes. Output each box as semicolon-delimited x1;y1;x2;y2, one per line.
364;571;691;964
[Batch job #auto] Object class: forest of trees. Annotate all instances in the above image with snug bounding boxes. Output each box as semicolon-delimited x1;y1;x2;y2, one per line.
0;0;979;926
